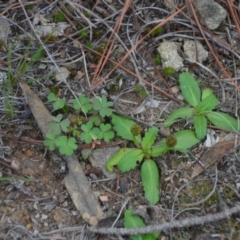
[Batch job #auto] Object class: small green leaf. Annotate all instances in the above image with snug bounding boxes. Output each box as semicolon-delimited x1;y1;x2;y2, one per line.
202;88;214;100
164;107;193;127
118;149;144;172
98;123;115;142
171;130;200;153
47;92;57;101
93;96;113;117
53;99;65;110
43;133;56;151
141;160;160;205
106;148;133;172
55;136;67;147
207;112;240;132
73;95;92;114
141;127;158;151
52;114;63;123
80;122;101;143
89;115;102;126
48;122;61;135
150;139;169;157
112;114;136;141
124;209;145;240
193;115;207;140
60;119;70;133
179;72;201;107
195;94;219;114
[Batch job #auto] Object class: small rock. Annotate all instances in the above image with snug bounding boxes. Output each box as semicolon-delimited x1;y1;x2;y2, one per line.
157;42;183;71
52;207;68;222
62;201;68;208
183;40;208;63
193;0;227;30
85;146;120;178
55;67;70;82
58;195;65;204
0;18;10;43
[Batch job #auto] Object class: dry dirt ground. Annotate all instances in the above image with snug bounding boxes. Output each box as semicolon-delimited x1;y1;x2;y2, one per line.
0;1;240;239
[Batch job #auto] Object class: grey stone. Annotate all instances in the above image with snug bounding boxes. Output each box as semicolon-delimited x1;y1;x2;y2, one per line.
183;40;208;63
157;41;183;71
193;0;227;30
0;18;10;43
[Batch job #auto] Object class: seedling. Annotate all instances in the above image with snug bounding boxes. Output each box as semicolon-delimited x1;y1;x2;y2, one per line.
54;11;66;22
164;72;240;139
163;66;175;77
92;95;113;117
124;209;160;240
47;92;66;110
106;114;200;204
135;85;148;98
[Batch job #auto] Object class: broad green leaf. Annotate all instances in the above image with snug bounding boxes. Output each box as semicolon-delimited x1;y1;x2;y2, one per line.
195;94;219;114
207;112;240;132
164;107;193;127
202;88;214;100
178;72;201;107
193;115;207;140
106;148;133;172
141;160;160;205
150;139;168;157
124;209;145;240
112;114;135;141
141;127;158;151
118;149;144;172
171;130;200;153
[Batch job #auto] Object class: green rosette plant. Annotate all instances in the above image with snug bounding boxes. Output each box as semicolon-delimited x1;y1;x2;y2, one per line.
164;72;240;139
106;114;200;204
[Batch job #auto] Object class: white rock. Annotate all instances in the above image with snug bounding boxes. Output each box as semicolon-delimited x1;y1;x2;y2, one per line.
55;67;70;82
193;0;227;30
183;40;208;63
157;42;183;71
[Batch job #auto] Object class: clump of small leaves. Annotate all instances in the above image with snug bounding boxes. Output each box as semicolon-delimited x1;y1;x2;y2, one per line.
164;72;240;139
54;11;66;22
106;114;200;204
47;92;66;110
154;54;161;64
92;96;113;117
44;114;78;156
135;85;148;98
146;26;163;37
124;209;160;240
163;66;175;76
